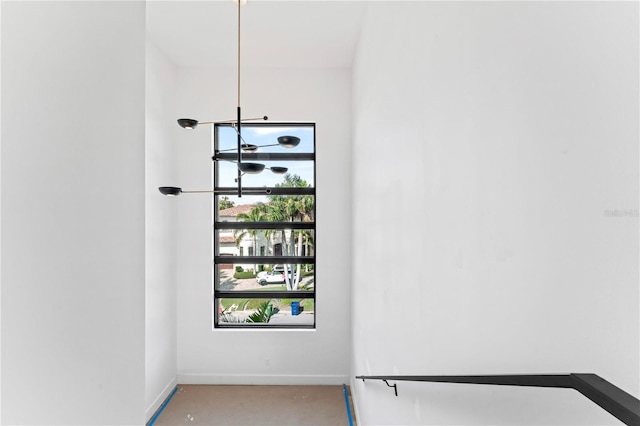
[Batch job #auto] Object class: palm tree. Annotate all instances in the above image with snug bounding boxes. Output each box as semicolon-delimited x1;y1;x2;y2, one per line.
294;229;314;272
253;203;275;259
293;193;314;282
266;174;315;290
219;196;235;210
261;197;293;287
233;206;266;272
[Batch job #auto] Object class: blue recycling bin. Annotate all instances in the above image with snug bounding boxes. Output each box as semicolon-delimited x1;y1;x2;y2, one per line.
291;301;300;316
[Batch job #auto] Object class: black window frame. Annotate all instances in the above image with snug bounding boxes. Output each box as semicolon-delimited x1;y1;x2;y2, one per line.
213;122;316;329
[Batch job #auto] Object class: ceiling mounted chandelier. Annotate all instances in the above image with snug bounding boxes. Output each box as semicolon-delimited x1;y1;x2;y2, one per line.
159;0;300;198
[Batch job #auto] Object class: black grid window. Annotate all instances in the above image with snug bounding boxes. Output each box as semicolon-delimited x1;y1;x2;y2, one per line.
213;123;316;329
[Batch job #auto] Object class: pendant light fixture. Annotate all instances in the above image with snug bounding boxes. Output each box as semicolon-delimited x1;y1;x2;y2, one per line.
159;0;300;198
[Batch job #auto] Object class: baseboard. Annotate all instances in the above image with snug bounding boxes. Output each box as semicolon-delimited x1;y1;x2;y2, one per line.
176;373;349;386
145;377;178;423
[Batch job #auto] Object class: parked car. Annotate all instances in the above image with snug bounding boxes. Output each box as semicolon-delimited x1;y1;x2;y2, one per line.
256;270;284;285
256;269;276;280
256;268;298;286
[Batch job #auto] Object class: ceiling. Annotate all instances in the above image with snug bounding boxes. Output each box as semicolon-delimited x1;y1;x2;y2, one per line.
146;1;368;68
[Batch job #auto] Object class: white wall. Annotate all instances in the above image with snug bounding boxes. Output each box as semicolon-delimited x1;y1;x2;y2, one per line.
1;2;146;425
351;2;639;425
0;1;3;422
145;40;178;420
172;66;352;384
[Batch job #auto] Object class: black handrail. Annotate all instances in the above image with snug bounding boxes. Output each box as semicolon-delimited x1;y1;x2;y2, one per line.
355;374;640;425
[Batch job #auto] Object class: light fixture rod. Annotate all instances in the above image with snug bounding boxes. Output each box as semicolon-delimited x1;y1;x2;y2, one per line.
158;187;272;196
200;117;268;126
216;141;279;154
236;0;243;197
231;123;250;146
237;107;242;197
237;0;241;108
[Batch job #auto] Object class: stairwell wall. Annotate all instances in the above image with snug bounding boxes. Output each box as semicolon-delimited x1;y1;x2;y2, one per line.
351;2;639;424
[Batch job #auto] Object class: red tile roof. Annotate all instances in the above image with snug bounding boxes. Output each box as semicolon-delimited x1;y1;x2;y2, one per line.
220;236;236;243
219;204;257;217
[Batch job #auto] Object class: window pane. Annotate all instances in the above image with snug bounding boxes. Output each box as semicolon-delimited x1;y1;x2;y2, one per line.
217;125;314;154
216;160;315;189
214;123;315;329
216;229;315;258
218;298;315;326
215;265;315;291
217;196;315;218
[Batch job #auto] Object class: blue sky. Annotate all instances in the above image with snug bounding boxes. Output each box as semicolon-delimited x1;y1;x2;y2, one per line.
216;125;314;204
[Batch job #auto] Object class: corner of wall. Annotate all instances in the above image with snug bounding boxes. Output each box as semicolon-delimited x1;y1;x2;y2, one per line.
0;0;3;422
145;35;179;418
145;377;178;423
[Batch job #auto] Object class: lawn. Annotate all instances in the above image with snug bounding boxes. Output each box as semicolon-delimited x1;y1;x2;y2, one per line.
220;296;314;312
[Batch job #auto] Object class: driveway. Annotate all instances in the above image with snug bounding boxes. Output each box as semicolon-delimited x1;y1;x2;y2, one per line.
218;269;314;290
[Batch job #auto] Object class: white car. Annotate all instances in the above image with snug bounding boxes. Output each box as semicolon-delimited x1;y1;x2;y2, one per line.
256;269;299;286
256;270;284;286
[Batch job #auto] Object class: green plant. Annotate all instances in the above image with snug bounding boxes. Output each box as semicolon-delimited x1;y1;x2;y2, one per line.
298;282;313;291
246;301;275;323
219;196;235;210
234;271;256;279
218;312;245;323
235;266;244;273
221;299;265;310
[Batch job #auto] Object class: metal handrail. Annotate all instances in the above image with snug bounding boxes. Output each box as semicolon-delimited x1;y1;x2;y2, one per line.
355;373;640;425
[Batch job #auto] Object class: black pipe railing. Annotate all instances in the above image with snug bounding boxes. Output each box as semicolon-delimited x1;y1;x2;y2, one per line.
356;373;640;425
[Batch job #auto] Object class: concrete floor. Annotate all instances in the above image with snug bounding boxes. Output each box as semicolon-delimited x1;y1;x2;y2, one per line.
150;385;355;426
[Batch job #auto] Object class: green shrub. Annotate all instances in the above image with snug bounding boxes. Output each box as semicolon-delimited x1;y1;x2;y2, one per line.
234;271;255;279
235;266;244;273
246;301;275;323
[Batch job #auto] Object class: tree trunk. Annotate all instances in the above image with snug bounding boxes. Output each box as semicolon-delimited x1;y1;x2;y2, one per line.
253;235;257;273
281;229;292;290
289;225;297;290
295;231;303;288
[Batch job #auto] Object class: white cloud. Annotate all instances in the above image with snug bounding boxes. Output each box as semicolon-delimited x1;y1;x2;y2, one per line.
250;127;312;136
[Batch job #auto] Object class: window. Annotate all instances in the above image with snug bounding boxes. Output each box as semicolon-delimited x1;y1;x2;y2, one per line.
213;123;316;328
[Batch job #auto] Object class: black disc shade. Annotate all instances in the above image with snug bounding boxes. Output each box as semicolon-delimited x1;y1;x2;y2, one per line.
277;136;300;148
269;166;288;174
177;118;198;129
241;144;258;152
159;186;182;196
238;162;266;174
